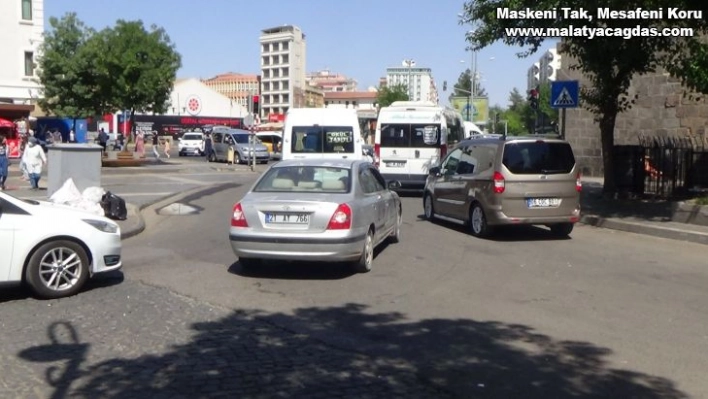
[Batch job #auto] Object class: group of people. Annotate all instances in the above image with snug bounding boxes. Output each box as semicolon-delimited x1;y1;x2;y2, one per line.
96;128;171;159
0;135;47;191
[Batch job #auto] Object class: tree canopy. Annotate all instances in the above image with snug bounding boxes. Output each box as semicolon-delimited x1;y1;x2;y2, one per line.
376;83;409;108
449;68;487;103
461;0;708;193
37;13;181;132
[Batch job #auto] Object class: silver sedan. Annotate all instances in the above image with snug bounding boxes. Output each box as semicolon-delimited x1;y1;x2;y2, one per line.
229;159;402;272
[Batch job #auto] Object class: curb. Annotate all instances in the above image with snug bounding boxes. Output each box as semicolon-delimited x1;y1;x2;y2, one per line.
119;182;239;240
580;215;708;246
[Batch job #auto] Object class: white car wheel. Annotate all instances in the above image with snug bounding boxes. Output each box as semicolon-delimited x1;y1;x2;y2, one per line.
25;240;90;299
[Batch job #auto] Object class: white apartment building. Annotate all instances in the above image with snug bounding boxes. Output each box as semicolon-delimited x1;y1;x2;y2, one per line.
259;25;306;118
306;69;357;92
385;64;439;104
0;0;44;114
527;47;561;91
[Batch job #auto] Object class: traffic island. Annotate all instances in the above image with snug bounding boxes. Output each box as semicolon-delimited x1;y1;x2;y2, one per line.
102;150;146;167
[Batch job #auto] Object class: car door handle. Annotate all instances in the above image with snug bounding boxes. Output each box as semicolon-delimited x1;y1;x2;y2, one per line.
377;195;382;200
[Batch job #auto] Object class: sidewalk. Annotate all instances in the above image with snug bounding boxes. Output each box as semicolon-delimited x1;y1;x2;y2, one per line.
580;177;708;245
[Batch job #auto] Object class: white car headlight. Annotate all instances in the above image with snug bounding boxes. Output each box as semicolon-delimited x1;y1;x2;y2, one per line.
83;219;119;233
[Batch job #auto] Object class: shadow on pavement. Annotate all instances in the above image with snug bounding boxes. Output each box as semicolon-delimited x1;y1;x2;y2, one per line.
17;304;687;398
581;182;674;222
415;215;573;242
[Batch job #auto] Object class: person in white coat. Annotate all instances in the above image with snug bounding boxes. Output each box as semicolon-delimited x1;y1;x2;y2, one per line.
23;137;46;190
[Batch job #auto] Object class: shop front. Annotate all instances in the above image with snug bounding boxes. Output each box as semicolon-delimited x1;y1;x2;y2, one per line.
0;103;35;158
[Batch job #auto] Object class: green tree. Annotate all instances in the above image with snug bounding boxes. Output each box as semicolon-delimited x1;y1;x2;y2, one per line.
37;13;102;122
376;83;409;108
91;20;181;135
507;87;526;112
449;68;487;103
461;0;708;194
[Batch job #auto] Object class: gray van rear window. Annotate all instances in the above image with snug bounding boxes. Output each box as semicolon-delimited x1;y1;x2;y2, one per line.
502;141;575;174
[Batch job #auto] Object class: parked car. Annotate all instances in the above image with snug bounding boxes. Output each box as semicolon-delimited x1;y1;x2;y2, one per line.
229;159;402;272
178;132;205;156
256;131;283;160
0;191;123;299
210;128;270;164
423;135;582;237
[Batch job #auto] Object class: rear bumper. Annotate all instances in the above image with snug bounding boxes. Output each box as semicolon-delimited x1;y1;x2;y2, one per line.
381;173;427;192
486;205;582;226
229;232;365;262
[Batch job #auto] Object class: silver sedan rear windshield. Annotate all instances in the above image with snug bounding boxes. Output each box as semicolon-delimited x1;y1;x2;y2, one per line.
254;166;351;193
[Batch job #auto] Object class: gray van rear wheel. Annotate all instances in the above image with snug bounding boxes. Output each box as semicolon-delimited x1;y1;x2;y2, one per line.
469;203;491;238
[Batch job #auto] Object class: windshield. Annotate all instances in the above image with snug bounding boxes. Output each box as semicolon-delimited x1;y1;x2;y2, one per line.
291;126;355;153
182;134;202;141
380;124;441;147
231;134;261;144
254;166;351;193
502;141;576;174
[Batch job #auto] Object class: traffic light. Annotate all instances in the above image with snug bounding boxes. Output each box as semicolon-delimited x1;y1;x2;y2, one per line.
252;95;260;115
528;88;539;110
442;81;447;91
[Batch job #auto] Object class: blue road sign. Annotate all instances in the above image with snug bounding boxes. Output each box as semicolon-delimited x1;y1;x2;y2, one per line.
550;80;579;109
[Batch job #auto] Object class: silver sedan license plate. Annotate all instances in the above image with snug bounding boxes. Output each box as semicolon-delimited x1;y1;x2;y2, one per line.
265;213;310;224
526;198;561;208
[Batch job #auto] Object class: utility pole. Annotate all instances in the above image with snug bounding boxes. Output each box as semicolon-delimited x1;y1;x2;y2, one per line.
403;59;415;100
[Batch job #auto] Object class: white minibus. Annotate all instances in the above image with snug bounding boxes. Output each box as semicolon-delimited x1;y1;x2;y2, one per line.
281;108;364;160
375;101;464;192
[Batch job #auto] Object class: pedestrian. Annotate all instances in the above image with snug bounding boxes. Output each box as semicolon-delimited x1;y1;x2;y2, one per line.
0;136;9;190
98;128;108;154
152;133;160;158
204;133;213;161
163;138;171;159
135;131;145;157
69;129;75;143
23;137;46;190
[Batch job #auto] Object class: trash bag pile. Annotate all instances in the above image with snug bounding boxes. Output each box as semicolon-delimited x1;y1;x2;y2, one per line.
49;178;127;220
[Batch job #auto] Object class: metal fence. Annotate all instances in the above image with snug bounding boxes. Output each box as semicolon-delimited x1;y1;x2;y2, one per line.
613;134;708;198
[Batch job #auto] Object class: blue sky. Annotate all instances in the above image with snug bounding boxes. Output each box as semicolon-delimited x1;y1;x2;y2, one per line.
44;0;556;108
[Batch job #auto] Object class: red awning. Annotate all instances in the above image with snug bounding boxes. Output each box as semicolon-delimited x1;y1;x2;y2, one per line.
0;117;15;128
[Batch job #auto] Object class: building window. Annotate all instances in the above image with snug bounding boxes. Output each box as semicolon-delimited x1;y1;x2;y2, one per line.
282;54;289;64
22;0;32;20
352;101;357;108
24;51;34;76
282;41;289;51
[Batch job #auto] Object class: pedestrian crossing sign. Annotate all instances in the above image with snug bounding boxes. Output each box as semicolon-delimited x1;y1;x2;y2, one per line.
550;80;579;109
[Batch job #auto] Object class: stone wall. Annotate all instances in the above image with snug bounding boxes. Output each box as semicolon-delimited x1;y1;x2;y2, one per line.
558;46;708;176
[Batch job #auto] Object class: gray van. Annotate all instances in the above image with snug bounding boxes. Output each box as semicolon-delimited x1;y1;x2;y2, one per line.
423;135;581;237
209;128;270;164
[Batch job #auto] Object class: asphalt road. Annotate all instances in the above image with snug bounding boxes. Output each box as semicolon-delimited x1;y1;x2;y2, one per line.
2;164;708;398
122;182;708;398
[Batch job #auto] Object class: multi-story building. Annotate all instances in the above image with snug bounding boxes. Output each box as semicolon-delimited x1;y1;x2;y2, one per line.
323;91;377;111
0;0;43;119
202;73;260;110
385;64;439;103
527;48;561;91
259;25;306;120
306;69;357;92
304;86;325;108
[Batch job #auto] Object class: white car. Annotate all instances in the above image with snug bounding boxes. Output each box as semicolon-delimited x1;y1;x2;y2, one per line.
0;191;123;299
178;132;205;156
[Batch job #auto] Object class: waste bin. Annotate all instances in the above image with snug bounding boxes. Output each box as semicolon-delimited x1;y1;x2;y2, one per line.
47;143;103;197
613;145;645;194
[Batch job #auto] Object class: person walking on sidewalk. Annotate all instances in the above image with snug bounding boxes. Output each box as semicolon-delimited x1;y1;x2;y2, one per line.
24;137;46;190
152;133;160;159
0;136;9;190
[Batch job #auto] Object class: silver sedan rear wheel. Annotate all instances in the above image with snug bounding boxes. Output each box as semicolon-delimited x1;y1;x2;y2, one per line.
388;207;401;243
353;229;374;273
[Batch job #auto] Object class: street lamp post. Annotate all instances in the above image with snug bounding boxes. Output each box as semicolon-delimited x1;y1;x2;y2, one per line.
402;59;415;100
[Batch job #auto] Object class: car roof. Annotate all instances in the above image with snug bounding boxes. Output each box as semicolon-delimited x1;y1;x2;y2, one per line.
272;158;364;169
460;135;570;146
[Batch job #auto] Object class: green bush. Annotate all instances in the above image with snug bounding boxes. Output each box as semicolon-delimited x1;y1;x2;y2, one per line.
695;196;708;206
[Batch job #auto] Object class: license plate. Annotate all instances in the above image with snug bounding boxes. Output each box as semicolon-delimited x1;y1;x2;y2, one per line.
386;162;405;167
265;213;310;224
526;198;561;208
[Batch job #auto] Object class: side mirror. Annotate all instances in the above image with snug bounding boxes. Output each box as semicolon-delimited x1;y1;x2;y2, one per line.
428;166;441;176
387;180;401;189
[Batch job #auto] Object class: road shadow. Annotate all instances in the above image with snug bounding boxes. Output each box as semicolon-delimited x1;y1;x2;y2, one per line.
415;215;572;242
16;304;688;398
0;271;124;304
581;182;675;222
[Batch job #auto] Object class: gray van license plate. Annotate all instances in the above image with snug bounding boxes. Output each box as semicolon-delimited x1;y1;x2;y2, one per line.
527;198;561;208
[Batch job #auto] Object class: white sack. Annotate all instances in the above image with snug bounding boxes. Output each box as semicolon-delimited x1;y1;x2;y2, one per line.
74;199;105;216
82;186;106;204
49;178;82;205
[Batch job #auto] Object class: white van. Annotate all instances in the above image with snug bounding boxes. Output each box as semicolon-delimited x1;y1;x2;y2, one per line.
375;101;464;192
281;108;364;160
